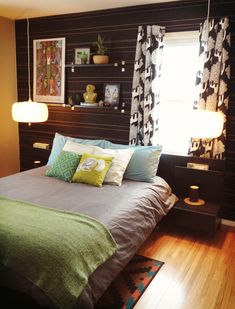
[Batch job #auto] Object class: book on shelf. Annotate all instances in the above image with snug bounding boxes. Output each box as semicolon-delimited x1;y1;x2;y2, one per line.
80;102;99;107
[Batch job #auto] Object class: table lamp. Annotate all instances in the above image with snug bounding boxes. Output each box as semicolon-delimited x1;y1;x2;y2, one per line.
184;110;224;206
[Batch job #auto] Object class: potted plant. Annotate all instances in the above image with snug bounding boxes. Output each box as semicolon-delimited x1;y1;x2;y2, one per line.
80;51;88;64
93;34;109;64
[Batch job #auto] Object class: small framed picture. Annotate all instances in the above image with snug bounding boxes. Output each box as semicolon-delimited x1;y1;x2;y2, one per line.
103;83;120;106
74;48;90;65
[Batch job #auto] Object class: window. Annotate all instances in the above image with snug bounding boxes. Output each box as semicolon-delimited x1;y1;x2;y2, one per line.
156;31;199;155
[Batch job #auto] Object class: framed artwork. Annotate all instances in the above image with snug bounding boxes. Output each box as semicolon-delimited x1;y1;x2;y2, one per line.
74;48;90;65
103;83;120;106
33;37;65;104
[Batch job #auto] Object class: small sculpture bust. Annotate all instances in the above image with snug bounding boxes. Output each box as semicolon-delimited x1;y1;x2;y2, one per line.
83;84;97;103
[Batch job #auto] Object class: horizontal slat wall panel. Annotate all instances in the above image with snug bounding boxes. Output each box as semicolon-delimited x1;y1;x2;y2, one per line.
15;0;235;219
19;106;130;143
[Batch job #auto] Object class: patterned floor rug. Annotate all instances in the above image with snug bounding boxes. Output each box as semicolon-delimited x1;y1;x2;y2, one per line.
95;254;164;309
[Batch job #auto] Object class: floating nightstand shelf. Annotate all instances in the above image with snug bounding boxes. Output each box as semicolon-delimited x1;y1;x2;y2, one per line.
167;199;221;234
165;165;224;234
174;166;224;185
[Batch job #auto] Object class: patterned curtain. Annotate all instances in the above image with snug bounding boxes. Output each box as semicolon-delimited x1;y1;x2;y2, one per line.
188;17;231;159
129;25;165;146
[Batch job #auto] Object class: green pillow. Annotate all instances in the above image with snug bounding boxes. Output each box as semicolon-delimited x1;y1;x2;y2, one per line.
72;153;113;187
45;151;81;182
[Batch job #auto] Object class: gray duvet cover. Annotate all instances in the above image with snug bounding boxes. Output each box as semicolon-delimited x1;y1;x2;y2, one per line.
0;167;177;308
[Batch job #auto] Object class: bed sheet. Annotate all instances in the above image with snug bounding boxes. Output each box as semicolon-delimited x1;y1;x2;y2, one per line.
0;167;177;308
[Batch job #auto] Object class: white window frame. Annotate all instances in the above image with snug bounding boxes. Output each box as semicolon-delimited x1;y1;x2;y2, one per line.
157;30;199;155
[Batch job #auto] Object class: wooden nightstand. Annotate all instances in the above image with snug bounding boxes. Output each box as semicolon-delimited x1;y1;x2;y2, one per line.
20;146;51;171
161;164;224;235
166;199;221;234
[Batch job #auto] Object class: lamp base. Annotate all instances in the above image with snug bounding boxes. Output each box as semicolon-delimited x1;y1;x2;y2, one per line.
184;197;205;206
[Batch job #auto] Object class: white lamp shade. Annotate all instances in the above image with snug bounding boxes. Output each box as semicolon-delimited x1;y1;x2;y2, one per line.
12;100;48;123
189;110;224;138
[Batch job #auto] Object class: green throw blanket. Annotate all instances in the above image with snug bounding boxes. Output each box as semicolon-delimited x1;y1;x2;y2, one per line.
0;196;117;309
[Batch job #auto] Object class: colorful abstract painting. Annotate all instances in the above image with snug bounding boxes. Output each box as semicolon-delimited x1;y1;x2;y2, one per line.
33;38;65;103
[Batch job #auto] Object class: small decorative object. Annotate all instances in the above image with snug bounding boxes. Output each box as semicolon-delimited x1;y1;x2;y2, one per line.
80;102;99;107
67;95;74;106
99;100;104;107
184;185;205;206
33;37;65;104
187;162;209;170
75;48;90;65
93;34;109;64
67;95;76;110
83;84;98;103
74;93;82;105
189;185;199;202
103;83;120;106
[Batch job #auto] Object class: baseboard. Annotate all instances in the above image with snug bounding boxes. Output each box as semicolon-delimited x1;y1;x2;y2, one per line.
221;219;235;227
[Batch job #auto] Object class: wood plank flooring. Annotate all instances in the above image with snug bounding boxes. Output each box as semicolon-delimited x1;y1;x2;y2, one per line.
135;224;235;309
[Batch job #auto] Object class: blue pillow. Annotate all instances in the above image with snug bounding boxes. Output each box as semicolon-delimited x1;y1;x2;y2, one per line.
47;133;108;166
104;142;162;182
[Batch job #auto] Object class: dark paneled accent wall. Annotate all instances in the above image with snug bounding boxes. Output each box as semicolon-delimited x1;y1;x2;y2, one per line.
15;0;235;220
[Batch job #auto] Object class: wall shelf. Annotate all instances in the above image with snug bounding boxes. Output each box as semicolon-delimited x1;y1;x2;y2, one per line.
174;166;224;184
65;63;118;68
65;61;125;72
52;103;127;113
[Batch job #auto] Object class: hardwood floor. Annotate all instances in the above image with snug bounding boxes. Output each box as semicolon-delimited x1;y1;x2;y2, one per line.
136;224;235;309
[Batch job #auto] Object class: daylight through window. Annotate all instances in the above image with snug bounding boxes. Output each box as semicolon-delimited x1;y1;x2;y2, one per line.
155;31;199;155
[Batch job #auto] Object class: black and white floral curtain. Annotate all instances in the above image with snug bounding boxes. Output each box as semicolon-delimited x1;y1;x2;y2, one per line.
188;17;231;159
129;25;165;146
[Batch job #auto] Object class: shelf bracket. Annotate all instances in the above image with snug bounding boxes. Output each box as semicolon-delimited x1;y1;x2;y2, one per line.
71;62;75;73
121;60;125;72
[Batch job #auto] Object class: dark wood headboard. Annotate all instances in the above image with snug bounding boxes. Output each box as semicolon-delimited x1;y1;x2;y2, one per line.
19;105;130;170
27;131;225;205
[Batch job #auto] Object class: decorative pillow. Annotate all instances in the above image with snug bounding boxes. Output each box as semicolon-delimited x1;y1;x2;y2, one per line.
63;140;101;155
104;142;162;182
47;133;108;166
45;151;81;182
125;147;162;182
94;148;134;186
72;153;113;187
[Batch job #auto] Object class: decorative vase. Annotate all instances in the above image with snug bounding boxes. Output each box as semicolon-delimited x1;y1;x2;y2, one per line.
93;55;109;64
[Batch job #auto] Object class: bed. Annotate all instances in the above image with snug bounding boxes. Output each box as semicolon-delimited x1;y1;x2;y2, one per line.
0;137;177;308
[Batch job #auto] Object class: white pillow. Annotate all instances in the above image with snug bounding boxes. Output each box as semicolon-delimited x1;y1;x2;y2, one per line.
63;140;101;155
94;147;134;186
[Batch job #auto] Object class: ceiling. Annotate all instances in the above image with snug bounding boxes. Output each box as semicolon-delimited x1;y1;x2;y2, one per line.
0;0;179;20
